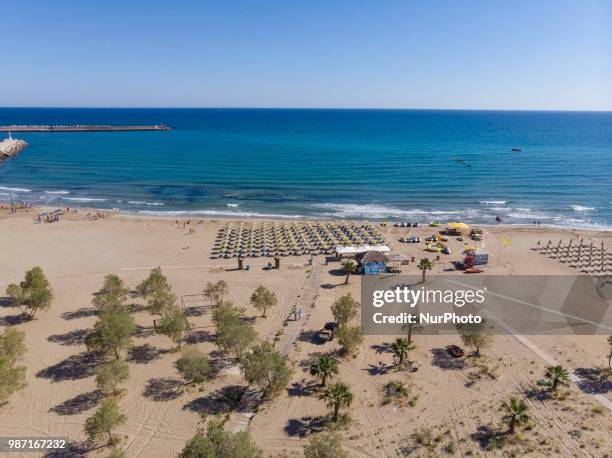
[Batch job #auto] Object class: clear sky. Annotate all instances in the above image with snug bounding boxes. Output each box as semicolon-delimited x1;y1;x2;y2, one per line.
3;0;611;110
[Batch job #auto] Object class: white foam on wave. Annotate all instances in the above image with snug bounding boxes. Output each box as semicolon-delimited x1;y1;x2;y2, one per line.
44;190;70;195
127;201;165;206
62;197;108;202
138;209;305;219
311;203;462;219
571;205;595;212
0;186;31;193
226;203;239;208
478;200;507;205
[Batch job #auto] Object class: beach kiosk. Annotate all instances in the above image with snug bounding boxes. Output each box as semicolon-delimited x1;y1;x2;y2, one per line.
464;248;489;266
356;250;389;275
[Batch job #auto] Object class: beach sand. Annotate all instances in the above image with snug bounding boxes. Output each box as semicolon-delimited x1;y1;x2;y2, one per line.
0;207;611;457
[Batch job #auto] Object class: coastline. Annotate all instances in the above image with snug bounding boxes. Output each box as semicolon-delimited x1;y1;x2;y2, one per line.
3;204;611;235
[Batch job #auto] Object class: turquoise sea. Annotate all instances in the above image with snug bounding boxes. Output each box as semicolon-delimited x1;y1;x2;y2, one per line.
0;108;611;228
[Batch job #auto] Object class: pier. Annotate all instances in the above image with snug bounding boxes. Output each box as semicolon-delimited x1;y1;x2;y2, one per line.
0;124;170;132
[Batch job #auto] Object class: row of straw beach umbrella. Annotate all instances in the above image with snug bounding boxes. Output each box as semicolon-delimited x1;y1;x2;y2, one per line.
534;239;612;274
210;221;385;259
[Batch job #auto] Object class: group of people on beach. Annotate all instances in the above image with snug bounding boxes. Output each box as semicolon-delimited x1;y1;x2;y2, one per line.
176;219;205;234
87;211;106;221
1;201;32;212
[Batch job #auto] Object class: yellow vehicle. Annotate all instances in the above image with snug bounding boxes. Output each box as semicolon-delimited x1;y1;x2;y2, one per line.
429;221;440;227
426;244;441;253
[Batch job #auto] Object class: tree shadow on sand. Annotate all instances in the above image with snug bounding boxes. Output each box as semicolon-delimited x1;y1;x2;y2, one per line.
44;441;88;458
287;379;320;397
183;385;246;415
431;347;466;371
284;416;327;437
574;367;612;394
134;324;156;338
185;330;214;344
143;377;185;401
0;313;29;327
370;343;393;355
127;344;163;365
47;328;91;346
364;362;393;376
36;352;102;382
471;425;509;450
61;308;97;321
50;390;103;415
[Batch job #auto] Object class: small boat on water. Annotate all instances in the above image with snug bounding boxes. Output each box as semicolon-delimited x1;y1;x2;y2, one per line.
512;147;522;152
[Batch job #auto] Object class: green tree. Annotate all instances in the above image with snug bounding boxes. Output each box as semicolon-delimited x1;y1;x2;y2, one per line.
6;266;53;320
330;294;359;326
213;302;258;360
241;341;292;398
502;398;529;434
341;260;357;285
336;325;363;357
320;382;353;422
137;267;176;317
250;286;277;318
84;397;127;445
86;305;135;359
157;306;191;349
545;365;570;393
390;337;415;369
95;359;129;396
457;319;491;357
175;345;210;385
304;431;348;458
180;417;262;458
93;274;129;310
417;258;432;283
0;358;27;405
0;328;27;367
0;329;27;405
311;355;338;387
203;280;229;307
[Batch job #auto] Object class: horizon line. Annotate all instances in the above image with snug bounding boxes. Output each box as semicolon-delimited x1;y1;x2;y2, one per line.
1;106;612;113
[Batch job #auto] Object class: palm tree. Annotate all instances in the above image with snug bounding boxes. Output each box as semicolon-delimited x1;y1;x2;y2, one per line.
311;355;338;387
401;321;423;344
390;337;414;369
342;260;356;285
502;398;529;434
545;365;570;393
418;258;432;283
320;382;353;422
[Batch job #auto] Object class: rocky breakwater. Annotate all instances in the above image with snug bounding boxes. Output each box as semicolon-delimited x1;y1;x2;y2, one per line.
0;138;28;162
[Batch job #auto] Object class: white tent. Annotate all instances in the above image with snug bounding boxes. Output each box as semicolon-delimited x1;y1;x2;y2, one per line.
336;245;391;255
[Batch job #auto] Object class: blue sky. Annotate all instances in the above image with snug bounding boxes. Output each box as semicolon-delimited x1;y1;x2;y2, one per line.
3;0;611;110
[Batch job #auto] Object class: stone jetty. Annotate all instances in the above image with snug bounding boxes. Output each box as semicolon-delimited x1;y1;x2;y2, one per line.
0;138;28;162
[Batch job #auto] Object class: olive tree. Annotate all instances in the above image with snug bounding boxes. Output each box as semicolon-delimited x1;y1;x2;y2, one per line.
250;286;277;318
304;432;347;458
212;302;257;360
175;345;210;385
84;397;126;446
93;274;129;310
156;306;191;349
0;328;27;405
456;319;491;357
240;341;292;398
137;267;176;318
95;359;129;396
6;266;53;320
203;280;228;307
180;418;262;458
336;325;363;357
330;294;359;327
86;304;135;359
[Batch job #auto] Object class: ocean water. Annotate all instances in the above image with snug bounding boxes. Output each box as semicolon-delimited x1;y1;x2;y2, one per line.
0;108;611;228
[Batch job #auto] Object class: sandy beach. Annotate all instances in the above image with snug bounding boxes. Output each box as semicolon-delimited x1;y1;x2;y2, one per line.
0;206;611;457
